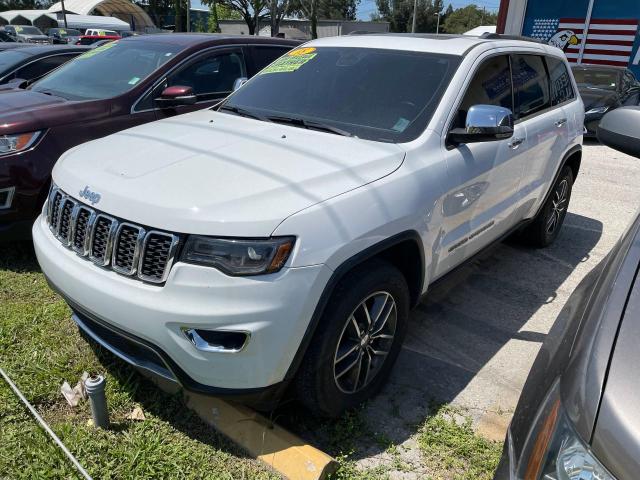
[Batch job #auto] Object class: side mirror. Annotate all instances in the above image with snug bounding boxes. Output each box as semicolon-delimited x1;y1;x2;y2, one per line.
154;85;197;108
233;77;248;91
0;78;28;90
448;104;514;145
597;106;640;158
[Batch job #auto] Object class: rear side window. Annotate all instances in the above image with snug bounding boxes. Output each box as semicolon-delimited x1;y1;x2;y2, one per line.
251;46;292;72
546;56;574;105
454;55;513;128
511;54;551;119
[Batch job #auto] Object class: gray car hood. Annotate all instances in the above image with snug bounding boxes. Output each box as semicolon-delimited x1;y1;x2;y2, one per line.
591;271;640;480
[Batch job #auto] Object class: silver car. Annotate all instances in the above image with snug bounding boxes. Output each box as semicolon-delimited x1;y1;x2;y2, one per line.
497;107;640;480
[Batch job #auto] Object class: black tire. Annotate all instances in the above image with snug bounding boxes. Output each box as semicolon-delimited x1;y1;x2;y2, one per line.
295;259;410;418
520;166;574;248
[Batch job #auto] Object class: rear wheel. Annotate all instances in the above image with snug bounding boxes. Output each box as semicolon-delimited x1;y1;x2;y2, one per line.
295;260;410;418
520;166;573;248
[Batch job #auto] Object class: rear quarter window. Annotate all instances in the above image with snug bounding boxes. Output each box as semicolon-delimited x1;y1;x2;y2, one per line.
546;56;575;106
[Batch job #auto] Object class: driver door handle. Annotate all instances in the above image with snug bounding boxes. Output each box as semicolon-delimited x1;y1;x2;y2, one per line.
555;118;568;127
508;137;525;149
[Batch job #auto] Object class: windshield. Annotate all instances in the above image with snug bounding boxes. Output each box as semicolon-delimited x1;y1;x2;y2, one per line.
15;26;43;35
0;50;29;69
572;69;620;90
30;40;183;100
54;29;81;37
221;47;460;143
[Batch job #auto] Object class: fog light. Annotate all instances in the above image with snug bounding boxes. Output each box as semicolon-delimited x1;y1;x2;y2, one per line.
182;328;249;353
0;187;15;210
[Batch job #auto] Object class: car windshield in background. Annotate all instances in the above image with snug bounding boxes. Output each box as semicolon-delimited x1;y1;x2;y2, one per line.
15;26;43;35
572;69;619;90
54;29;81;37
221;47;461;143
0;50;29;68
30;40;183;100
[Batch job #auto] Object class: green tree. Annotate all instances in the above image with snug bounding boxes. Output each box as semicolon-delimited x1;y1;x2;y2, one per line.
287;0;359;38
217;0;267;34
375;0;440;33
441;4;497;34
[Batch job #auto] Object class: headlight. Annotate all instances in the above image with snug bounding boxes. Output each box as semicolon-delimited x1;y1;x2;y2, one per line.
522;393;615;480
586;106;610;115
0;131;42;156
181;236;295;276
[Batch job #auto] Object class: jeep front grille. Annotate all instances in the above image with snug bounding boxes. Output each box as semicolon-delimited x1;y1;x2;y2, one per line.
46;186;179;284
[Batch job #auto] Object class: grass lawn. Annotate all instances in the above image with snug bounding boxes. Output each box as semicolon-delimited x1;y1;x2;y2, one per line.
1;241;501;479
0;242;278;479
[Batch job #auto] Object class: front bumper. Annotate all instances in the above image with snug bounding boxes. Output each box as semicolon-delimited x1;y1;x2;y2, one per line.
584;113;605;137
33;215;332;393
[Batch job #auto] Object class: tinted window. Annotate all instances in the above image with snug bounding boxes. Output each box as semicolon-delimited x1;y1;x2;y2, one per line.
511;54;551;119
223;47;460;143
13;54;78;81
168;51;245;97
571;68;619;91
251;46;292;72
454;55;512;128
0;50;30;70
14;26;43;35
546;56;574;105
30;40;183;100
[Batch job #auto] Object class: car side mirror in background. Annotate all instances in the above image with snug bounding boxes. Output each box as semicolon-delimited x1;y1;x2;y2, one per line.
448;104;514;145
233;77;248;91
154;85;197;108
0;78;28;91
597;106;640;158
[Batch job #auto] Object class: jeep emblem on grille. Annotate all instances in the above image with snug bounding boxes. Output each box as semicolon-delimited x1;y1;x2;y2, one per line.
79;186;101;205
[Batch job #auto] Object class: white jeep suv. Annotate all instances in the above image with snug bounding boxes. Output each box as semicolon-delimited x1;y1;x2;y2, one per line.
34;34;584;417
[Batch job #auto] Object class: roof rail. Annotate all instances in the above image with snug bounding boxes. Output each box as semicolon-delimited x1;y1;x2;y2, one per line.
479;32;545;44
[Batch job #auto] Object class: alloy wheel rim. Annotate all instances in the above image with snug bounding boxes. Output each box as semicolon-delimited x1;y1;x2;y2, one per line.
333;291;397;394
546;179;569;235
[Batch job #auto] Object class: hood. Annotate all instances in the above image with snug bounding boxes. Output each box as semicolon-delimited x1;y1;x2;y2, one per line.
53;108;406;237
19;34;49;41
591;253;640;480
0;88;109;131
578;86;619;111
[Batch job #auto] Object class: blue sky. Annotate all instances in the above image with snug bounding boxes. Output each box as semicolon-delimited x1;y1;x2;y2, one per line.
192;0;501;21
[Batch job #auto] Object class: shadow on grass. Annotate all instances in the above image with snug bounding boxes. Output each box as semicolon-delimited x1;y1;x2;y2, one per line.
0;241;39;273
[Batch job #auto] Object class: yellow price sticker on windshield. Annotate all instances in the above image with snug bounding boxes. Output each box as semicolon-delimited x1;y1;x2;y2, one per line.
261;48;317;74
77;41;118;59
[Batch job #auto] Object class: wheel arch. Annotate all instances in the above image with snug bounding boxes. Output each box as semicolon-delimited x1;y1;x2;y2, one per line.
284;230;425;381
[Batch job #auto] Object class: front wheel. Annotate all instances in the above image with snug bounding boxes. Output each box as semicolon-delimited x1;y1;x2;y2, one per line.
521;166;574;248
295;260;410;418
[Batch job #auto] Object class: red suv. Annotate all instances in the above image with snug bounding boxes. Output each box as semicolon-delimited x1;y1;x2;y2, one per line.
0;34;299;241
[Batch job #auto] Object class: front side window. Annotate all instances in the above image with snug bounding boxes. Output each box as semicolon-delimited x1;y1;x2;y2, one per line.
454;55;513;129
168;51;245;98
546;56;574;106
14;54;78;81
30;40;183;100
511;54;551;119
221;47;460;143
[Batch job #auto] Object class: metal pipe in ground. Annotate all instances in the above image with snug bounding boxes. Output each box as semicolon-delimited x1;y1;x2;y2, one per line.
84;375;109;429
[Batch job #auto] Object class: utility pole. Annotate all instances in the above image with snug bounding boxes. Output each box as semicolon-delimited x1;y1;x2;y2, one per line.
411;0;417;33
60;0;68;29
435;10;440;34
186;0;191;32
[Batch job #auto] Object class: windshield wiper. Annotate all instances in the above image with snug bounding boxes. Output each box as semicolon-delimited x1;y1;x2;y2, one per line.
218;105;270;122
267;115;353;137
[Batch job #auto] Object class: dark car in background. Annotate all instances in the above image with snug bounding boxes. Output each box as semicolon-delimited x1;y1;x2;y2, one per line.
496;107;640;480
48;28;83;45
2;25;50;45
572;65;640;136
0;31;16;42
0;45;88;85
0;34;300;241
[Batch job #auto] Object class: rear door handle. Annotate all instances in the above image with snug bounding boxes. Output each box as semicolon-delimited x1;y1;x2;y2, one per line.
508;137;525;149
555;118;567;127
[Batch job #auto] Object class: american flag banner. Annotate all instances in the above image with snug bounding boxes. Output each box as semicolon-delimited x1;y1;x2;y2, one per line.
530;17;640;67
